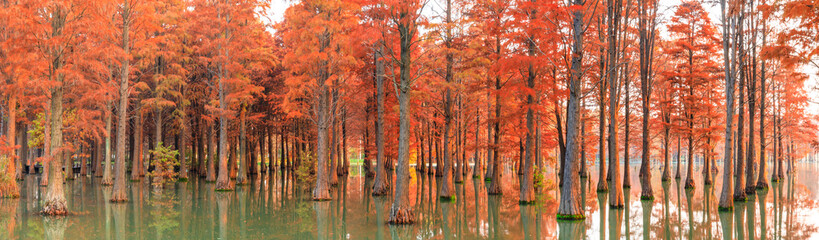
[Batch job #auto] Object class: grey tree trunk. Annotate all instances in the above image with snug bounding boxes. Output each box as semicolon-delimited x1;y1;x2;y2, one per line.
111;5;131;202
388;16;415;224
556;0;585;219
102;102;114;185
371;45;389;196
718;0;737;211
606;0;624;207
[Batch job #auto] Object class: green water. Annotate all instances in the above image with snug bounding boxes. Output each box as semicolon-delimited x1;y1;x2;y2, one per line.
1;162;818;239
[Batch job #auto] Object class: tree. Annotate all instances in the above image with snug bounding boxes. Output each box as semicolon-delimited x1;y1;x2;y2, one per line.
34;0;95;214
718;0;740;211
637;0;659;200
665;0;721;190
381;0;426;224
556;0;587;220
279;0;359;200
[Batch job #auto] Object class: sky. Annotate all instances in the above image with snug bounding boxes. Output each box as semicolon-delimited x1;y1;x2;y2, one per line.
264;0;819;117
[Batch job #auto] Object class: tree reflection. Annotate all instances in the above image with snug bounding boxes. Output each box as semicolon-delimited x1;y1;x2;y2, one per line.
641;198;653;240
719;211;733;240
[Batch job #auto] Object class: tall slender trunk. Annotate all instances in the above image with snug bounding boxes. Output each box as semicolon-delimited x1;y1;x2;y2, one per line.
341;110;349;175
131;108;143;181
717;0;737;211
756;15;769;189
734;57;746;200
206;123;216;182
102;102;114;185
44;88;67;214
556;0;585;219
372;45;389;196
606;0;624;207
111;4;131;202
388;16;416;224
237;104;247;185
623;75;631;189
439;0;455;199
473;107;481;179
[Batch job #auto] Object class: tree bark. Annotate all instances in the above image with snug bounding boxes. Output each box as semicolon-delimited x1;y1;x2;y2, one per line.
206;123;216;182
237;104;247;185
717;0;736;211
131;108;143;181
111;5;131;201
756;17;768;189
556;0;585;219
372;45;389;196
606;0;624;207
388;17;415;224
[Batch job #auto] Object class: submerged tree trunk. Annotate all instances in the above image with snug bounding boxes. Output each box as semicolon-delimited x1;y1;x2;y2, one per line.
734;59;746;201
102;102;114;185
556;0;585;219
111;7;132;202
237;105;247;185
486;75;503;195
130;108;143;182
756;18;769;190
371;45;389;196
520;24;537;202
473;108;482;179
388;18;415;224
206;124;216;182
638;0;657;199
717;0;736;211
41;97;68;206
439;0;455;199
606;0;624;207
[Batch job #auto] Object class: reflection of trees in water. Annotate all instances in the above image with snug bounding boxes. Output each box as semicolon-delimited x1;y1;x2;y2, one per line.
0;198;19;239
150;190;180;238
718;211;733;240
43;217;67;240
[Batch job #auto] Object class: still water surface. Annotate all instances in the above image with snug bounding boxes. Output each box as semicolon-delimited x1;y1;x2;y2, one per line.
1;162;818;239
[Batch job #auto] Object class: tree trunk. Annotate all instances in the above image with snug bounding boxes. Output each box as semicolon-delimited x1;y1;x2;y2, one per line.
237;105;247;185
215;76;231;190
110;8;131;202
473;108;481;179
556;0;585;219
486;74;503;195
756;19;769;190
206;123;216;182
198;119;206;177
372;45;389;196
131;108;143;181
102;107;114;185
439;0;455;200
623;77;631;189
717;0;736;211
606;0;624;207
675;134;681;179
229;138;237;179
596;62;608;191
179;92;189;181
268;128;275;173
484;86;493;180
341;109;349;175
734;60;746;201
388;19;415;223
1;97;19;197
520;28;537;203
329;118;339;186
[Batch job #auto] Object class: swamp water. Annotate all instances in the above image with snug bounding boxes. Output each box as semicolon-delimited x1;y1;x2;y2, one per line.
1;162;818;239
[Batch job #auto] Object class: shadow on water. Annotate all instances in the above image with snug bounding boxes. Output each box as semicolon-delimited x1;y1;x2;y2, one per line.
3;163;819;239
